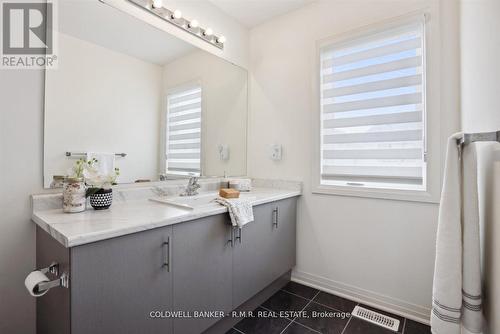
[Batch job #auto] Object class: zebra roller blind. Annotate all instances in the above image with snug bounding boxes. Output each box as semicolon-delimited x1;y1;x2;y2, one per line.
166;85;202;176
320;19;426;190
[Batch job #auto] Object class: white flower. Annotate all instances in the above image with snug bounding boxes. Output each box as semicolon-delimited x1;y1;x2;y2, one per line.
85;169;116;189
68;159;119;190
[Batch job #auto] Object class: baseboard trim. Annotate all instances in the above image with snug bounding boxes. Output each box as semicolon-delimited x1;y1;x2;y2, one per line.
291;270;431;325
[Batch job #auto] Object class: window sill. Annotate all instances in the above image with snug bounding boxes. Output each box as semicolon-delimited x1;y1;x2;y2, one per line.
312;184;439;203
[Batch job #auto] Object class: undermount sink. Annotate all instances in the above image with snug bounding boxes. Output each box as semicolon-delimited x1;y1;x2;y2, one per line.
150;191;256;210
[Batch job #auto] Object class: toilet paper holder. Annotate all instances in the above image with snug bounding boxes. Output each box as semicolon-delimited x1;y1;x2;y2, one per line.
37;262;69;292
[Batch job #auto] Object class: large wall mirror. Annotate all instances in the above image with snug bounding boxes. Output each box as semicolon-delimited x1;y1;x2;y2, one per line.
43;0;248;188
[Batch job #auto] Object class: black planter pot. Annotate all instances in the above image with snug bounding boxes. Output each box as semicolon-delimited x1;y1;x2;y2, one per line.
89;188;113;210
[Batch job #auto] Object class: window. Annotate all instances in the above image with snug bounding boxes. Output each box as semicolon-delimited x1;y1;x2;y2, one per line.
319;19;427;193
165;84;202;176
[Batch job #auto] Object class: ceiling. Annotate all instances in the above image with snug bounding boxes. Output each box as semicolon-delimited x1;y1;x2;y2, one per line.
208;0;315;28
58;1;196;65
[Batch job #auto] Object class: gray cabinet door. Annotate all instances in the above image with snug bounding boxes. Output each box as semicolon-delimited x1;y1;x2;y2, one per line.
232;201;276;308
172;214;233;334
232;198;297;309
271;197;297;279
70;226;173;334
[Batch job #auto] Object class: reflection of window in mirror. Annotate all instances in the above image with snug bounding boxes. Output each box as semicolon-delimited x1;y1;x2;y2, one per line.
165;84;202;177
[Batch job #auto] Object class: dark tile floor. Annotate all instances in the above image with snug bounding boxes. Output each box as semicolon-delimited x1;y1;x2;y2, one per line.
227;282;431;334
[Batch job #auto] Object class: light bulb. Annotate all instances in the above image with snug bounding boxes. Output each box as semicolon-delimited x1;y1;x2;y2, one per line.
217;35;226;44
188;19;199;28
152;0;162;9
172;9;182;19
204;28;213;37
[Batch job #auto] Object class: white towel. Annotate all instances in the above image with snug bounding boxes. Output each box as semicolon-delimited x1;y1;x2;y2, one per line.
86;152;115;176
214;197;254;228
431;133;483;334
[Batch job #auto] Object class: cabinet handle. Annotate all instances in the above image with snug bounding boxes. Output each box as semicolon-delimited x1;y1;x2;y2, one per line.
273;207;279;228
228;227;234;247
163;237;170;271
235;228;242;244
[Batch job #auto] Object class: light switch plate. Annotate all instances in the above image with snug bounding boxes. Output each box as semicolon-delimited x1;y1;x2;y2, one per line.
218;144;229;160
270;144;282;161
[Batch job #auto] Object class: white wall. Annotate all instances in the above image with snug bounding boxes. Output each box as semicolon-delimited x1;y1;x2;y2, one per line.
460;0;500;133
44;33;163;186
162;50;248;177
460;0;500;332
0;1;249;333
248;0;459;321
0;70;42;334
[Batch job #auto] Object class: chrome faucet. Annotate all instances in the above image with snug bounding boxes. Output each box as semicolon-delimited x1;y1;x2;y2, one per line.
181;176;200;196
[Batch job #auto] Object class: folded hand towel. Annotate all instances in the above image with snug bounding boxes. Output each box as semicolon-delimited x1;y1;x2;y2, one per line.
214;197;254;228
87;152;115;176
431;133;483;334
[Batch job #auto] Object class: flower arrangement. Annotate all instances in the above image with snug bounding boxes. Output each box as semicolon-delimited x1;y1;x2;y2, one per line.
70;158;120;196
67;158;120;210
83;158;120;197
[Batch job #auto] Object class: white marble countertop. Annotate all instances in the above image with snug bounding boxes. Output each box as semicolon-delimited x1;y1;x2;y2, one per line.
32;186;301;248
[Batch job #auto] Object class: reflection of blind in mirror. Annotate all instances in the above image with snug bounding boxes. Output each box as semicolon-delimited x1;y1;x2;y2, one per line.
320;19;426;190
166;85;202;176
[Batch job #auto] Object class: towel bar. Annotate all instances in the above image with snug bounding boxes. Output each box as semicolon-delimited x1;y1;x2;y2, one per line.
65;151;127;157
457;131;500;146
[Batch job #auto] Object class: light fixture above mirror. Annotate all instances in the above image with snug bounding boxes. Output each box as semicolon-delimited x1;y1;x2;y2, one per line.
124;0;225;49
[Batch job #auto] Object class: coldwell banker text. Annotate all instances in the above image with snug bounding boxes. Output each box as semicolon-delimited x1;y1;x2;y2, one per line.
1;0;58;69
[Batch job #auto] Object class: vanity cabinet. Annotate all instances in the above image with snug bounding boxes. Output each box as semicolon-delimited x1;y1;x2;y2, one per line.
232;198;297;308
36;197;297;334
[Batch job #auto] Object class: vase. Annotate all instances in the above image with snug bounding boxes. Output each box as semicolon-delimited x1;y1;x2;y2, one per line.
89;188;113;210
63;177;86;213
